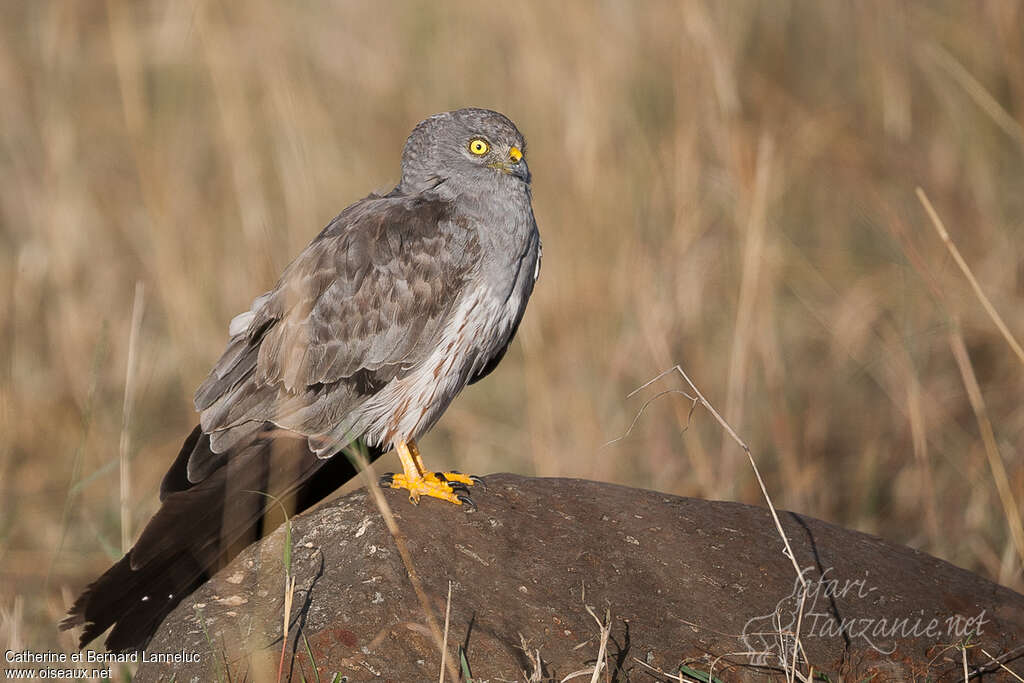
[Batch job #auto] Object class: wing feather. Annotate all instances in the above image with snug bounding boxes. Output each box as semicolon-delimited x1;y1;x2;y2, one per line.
192;192;480;465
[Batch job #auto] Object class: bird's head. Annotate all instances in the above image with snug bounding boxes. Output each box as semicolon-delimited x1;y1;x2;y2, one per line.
399;108;530;194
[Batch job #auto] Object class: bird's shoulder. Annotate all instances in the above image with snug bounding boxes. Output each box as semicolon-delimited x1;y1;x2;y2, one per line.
289;191;480;291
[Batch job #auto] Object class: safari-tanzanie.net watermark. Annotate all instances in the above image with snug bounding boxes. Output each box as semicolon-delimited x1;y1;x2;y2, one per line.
740;566;988;666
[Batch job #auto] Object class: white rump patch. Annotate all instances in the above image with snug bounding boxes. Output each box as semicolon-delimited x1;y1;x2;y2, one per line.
228;311;255;336
228;292;272;336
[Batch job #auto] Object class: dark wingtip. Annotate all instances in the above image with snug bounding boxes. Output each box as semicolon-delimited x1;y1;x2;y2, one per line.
59;610;103;651
57;613;83;634
57;567;121;649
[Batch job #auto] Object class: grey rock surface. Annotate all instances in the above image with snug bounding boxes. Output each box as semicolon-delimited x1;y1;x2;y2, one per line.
134;475;1024;682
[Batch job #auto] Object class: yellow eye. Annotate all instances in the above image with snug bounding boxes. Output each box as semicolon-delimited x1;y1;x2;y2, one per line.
468;138;490;155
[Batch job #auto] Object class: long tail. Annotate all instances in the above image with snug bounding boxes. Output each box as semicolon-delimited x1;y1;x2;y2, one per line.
60;425;382;652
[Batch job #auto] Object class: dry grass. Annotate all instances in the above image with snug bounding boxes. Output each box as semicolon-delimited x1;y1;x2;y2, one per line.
2;0;1024;656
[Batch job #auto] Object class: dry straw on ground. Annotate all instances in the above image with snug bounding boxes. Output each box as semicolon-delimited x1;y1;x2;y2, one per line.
1;0;1023;658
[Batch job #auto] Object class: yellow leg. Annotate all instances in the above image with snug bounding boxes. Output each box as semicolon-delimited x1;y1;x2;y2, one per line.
408;439;476;487
396;439;425;480
406;439;428;478
380;439;481;507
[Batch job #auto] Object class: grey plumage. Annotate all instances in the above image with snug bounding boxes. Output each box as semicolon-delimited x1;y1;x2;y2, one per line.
62;108;541;652
194;107;540;464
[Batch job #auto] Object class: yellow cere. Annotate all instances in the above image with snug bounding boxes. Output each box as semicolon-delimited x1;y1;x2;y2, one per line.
509;146;523;163
469;138;490;155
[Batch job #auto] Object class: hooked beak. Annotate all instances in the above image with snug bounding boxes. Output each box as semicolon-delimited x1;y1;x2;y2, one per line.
491;146;531;182
508;146;530;180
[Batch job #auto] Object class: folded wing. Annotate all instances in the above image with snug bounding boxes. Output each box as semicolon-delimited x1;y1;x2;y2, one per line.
193;193;480;468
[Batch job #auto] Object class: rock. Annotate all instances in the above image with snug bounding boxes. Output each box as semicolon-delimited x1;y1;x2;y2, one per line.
134;475;1024;682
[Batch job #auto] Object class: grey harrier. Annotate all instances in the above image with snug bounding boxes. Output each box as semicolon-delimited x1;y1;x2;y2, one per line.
61;108;541;651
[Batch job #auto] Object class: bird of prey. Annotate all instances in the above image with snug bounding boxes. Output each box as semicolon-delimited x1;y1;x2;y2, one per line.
61;108;541;652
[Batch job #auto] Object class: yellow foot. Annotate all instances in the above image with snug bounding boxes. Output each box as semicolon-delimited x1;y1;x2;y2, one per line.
437;471;482;487
378;471;483;509
383;439;484;508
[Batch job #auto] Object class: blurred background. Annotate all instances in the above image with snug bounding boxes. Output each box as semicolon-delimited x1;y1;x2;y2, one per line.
2;0;1023;655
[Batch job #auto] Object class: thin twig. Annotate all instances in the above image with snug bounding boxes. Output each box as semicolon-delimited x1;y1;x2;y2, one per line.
786;589;808;683
916;188;1024;366
630;657;684;682
120;281;145;553
520;632;544;682
602;389;697;448
618;365;808;680
246;490;297;683
585;605;611;683
723;134;774;488
979;647;1024;681
673;366;805;583
948;325;1024;569
346;446;461;683
439;580;452;683
920;43;1024;146
277;574;296;683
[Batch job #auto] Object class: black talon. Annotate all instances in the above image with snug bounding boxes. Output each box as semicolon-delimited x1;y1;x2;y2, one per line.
450;482;471;495
457;494;477;511
378;474;395;488
469;475;486;488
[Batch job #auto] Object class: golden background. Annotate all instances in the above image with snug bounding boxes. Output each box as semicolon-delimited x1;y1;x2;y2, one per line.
2;0;1023;653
